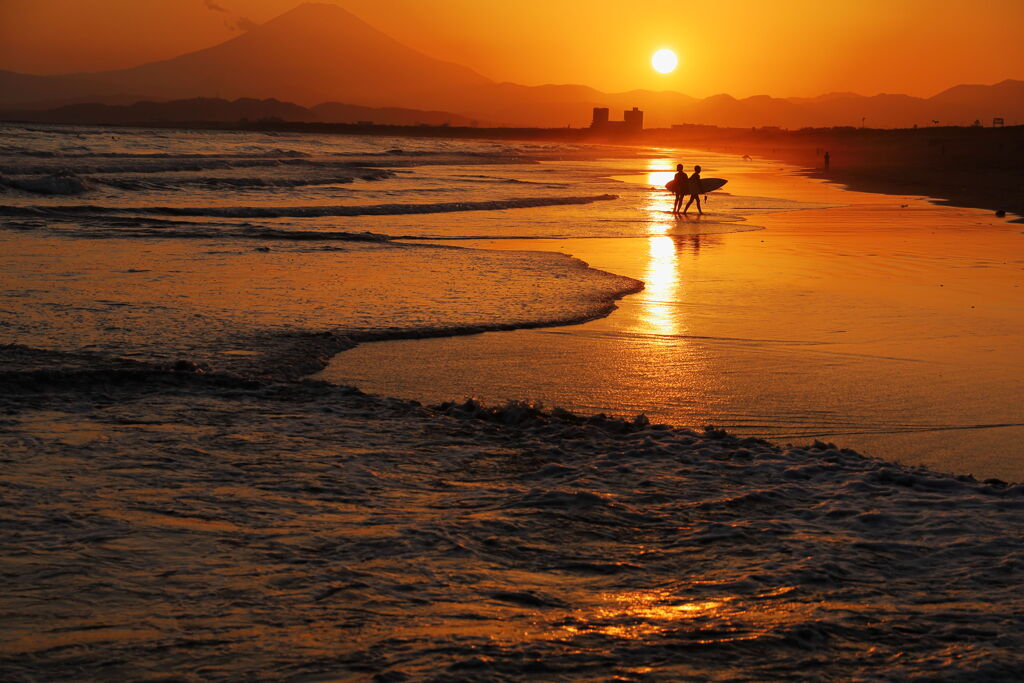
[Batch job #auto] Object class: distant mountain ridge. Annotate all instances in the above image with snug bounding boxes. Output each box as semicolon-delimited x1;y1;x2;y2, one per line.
0;97;485;127
0;3;489;110
669;81;1024;129
1;2;1021;129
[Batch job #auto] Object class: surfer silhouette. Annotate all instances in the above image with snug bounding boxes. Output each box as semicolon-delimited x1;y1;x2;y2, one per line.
672;163;688;214
684;164;703;215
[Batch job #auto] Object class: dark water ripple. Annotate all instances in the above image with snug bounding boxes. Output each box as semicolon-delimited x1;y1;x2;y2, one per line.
1;367;1022;680
2;123;1022;681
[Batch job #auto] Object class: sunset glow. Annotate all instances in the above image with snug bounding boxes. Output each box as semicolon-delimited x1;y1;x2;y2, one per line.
1;0;1021;98
2;1;1023;680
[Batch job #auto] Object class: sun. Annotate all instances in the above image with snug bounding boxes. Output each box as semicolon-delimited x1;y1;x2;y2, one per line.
652;49;678;74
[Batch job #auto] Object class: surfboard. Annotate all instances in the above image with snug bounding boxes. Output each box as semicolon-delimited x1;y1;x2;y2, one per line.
665;177;728;194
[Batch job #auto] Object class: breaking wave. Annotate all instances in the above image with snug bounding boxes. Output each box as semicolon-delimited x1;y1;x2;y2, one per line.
0;157;358;176
0;194;619;219
93;169;394;190
0;171;93;195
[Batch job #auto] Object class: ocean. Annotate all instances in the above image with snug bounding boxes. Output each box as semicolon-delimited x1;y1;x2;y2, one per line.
2;123;1023;679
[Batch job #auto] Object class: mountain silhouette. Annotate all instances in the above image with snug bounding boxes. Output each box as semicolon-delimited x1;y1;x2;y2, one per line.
684;85;1024;129
1;3;1021;128
930;79;1024;116
0;3;489;110
0;97;483;127
0;69;148;110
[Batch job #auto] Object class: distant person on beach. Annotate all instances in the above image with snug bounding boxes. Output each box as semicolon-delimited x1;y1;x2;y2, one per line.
824;151;830;170
684;164;703;215
672;163;688;214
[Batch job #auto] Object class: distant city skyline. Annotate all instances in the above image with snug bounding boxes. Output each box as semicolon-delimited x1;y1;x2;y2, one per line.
1;0;1022;99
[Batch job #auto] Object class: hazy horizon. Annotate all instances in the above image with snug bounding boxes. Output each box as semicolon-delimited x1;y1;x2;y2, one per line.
1;0;1022;100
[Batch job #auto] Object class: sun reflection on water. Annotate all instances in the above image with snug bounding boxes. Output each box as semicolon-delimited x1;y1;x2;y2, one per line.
640;235;682;337
645;167;676;189
579;591;727;639
546;588;811;643
638;159;683;337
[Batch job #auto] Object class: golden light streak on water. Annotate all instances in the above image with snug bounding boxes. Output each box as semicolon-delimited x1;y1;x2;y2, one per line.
638;159;683;337
640;235;682;337
542;588;813;643
645;168;675;189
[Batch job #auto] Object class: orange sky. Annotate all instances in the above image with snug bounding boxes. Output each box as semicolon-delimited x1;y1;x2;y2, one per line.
1;0;1021;98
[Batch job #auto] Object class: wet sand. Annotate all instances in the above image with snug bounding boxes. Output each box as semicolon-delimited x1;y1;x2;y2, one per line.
655;125;1024;221
319;157;1024;481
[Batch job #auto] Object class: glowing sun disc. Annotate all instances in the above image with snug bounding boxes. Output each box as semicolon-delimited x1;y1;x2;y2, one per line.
652;49;678;74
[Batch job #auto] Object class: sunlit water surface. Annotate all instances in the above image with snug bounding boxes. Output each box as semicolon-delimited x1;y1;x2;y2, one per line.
3;125;1024;680
318;154;1024;481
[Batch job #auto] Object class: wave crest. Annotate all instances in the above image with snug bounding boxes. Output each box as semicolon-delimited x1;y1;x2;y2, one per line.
0;194;619;219
0;171;92;195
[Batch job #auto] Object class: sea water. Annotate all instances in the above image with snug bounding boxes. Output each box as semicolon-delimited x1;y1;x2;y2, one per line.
300;145;1022;482
2;124;1023;679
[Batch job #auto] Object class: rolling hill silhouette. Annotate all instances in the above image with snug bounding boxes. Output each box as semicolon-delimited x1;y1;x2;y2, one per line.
0;3;489;110
1;2;1022;128
0;97;484;127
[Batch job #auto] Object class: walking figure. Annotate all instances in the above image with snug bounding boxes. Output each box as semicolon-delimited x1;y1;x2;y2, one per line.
672;163;688;214
684;164;703;215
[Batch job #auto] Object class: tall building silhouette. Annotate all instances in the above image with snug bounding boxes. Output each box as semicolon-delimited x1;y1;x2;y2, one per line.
591;106;643;133
623;107;643;131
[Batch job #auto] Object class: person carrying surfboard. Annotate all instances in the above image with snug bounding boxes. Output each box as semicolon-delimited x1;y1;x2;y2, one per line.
672;163;688;214
684;164;703;215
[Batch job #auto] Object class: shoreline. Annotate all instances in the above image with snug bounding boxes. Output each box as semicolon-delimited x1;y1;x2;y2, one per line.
3;357;1024;679
800;166;1024;222
314;153;1024;481
8;339;1018;489
4;125;1024;679
6;118;1021;221
6;125;1020;480
664;128;1024;222
4;116;1019;219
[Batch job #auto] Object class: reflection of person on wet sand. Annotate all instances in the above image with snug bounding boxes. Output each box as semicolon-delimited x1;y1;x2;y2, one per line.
673;234;708;252
672;163;688;214
684;164;703;215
